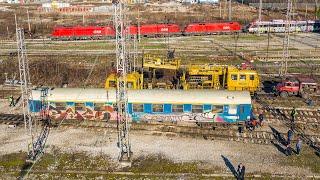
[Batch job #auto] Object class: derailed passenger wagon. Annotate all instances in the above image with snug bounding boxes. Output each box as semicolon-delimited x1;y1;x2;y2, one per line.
30;88;252;126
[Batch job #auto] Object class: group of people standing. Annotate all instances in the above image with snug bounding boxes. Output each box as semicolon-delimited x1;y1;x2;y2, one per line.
285;128;303;156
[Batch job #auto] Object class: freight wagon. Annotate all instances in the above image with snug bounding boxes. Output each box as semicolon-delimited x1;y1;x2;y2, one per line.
30;88;252;124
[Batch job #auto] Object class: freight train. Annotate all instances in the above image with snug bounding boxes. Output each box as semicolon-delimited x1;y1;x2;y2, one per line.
50;22;242;40
30;88;252;124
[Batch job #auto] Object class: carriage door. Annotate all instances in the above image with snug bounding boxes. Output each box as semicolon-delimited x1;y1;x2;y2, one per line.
238;105;247;121
249;74;255;90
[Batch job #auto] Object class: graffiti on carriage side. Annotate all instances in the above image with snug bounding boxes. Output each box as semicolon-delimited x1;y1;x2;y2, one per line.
134;112;229;123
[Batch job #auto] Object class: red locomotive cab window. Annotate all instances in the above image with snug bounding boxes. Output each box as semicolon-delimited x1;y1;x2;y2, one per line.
285;82;292;87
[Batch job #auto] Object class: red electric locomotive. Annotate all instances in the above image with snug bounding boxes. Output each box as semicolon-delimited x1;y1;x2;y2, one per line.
183;22;241;35
51;26;116;40
50;22;242;40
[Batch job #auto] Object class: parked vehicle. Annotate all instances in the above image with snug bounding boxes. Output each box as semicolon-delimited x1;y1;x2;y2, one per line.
275;77;319;98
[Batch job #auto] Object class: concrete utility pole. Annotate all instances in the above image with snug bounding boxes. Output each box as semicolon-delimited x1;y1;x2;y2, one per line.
228;0;232;21
224;0;227;19
305;4;308;19
137;9;141;42
281;0;292;76
315;0;319;20
113;0;132;163
219;1;222;18
27;9;31;33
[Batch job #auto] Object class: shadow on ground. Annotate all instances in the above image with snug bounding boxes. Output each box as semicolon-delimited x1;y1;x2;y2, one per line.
221;155;238;178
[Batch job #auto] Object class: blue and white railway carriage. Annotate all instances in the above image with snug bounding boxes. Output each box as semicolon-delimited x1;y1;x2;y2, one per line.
30;88;252;123
248;20;320;33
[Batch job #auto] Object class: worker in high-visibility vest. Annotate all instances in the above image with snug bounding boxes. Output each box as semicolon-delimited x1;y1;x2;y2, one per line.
8;95;15;107
290;107;297;129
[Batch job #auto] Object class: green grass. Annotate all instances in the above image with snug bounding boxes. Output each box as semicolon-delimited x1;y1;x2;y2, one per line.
0;152;26;170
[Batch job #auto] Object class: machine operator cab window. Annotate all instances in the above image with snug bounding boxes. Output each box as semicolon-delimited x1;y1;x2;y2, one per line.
231;74;238;80
240;75;246;81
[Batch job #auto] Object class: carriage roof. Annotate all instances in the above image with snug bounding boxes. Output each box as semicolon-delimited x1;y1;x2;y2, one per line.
32;88;251;105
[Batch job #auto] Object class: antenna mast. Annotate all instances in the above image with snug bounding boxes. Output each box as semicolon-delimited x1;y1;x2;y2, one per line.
113;0;132;162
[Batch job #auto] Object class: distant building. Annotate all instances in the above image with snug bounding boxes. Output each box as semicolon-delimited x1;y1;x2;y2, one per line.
6;0;20;3
182;0;219;4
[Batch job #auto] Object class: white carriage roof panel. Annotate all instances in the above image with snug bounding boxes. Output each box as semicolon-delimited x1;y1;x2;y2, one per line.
32;88;251;105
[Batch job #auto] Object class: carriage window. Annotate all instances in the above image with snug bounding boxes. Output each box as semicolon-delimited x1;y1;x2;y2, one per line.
240;75;246;80
231;74;238;80
133;104;144;112
228;105;237;115
212;105;223;113
152;104;163;112
192;105;203;113
55;102;66;111
94;103;104;111
250;75;255;80
172;104;183;112
75;103;86;111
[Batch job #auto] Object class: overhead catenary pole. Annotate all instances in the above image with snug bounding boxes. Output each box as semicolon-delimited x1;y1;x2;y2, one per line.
15;14;35;159
113;0;132;162
281;0;292;76
258;0;262;36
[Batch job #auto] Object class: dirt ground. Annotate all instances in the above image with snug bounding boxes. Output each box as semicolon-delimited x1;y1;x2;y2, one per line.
0;124;319;178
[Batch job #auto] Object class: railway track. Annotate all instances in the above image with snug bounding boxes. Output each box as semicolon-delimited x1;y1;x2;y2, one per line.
56;120;320;146
0;114;24;126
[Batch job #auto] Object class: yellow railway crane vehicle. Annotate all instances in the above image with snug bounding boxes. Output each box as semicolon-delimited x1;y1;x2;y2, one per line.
226;67;260;94
142;53;181;89
142;54;181;70
105;72;143;90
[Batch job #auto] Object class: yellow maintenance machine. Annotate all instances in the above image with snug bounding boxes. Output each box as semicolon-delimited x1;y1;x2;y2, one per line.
181;64;260;94
105;53;260;94
104;72;143;90
226;66;260;93
105;52;181;90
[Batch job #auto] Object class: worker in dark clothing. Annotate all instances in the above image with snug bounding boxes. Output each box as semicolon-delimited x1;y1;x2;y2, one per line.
258;112;264;126
286;144;292;156
8;95;15;107
287;129;293;145
296;137;302;155
237;163;245;180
